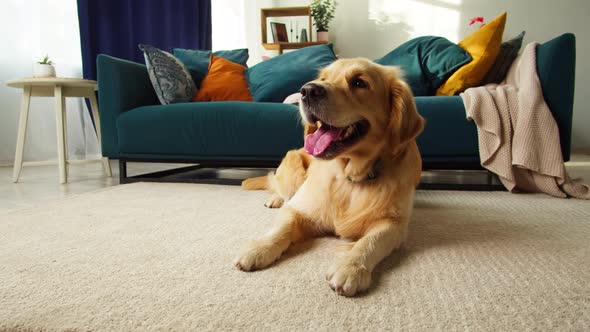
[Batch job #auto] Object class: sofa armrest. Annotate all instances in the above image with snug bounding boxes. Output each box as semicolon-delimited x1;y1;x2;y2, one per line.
97;54;159;158
537;33;576;162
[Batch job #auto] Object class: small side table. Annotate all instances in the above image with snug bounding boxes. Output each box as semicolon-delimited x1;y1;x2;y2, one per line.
6;77;112;184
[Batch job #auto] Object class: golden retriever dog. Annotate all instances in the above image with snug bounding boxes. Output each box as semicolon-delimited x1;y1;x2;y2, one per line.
235;58;424;297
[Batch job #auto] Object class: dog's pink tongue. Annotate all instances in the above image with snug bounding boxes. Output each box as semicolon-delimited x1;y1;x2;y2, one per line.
304;126;343;156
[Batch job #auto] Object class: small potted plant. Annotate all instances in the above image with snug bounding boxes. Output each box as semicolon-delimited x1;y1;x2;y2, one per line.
34;54;56;78
310;0;336;42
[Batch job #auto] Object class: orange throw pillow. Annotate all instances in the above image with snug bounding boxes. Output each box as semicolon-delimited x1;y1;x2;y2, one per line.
193;55;253;102
436;12;507;96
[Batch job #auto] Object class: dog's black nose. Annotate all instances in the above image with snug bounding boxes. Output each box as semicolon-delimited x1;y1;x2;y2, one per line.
300;83;326;101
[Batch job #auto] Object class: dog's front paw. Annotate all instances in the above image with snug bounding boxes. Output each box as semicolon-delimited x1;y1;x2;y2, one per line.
264;194;284;208
234;242;281;271
326;261;372;297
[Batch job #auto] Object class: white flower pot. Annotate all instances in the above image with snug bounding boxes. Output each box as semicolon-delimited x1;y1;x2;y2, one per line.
317;31;329;42
33;63;56;78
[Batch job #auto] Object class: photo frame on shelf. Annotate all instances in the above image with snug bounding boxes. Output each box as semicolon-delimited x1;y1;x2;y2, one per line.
270;22;289;43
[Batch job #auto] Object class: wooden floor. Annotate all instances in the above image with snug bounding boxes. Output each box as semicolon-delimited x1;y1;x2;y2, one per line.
1;154;589;212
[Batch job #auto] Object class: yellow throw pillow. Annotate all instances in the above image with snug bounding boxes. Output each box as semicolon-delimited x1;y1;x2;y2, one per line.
436;12;507;96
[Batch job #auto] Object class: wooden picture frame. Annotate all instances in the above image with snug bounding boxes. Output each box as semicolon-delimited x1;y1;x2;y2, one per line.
270;22;289;43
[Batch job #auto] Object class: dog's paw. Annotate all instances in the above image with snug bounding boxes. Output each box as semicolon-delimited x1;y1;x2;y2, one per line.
234;242;281;271
326;261;372;297
264;194;284;209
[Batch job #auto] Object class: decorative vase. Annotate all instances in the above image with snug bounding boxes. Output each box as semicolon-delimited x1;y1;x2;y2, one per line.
317;31;329;42
300;28;308;42
33;63;56;78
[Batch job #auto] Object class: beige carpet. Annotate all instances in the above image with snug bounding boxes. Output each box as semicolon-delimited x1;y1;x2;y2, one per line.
1;182;589;331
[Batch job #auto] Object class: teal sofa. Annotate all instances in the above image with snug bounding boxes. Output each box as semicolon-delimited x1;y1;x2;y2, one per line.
97;33;575;182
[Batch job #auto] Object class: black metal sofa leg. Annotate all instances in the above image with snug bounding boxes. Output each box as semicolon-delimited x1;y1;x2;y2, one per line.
119;160;128;184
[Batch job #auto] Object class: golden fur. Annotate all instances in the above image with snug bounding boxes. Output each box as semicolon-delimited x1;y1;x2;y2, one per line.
236;58;425;296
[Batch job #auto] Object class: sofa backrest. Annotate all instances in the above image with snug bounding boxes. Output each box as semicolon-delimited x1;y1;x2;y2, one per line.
536;33;576;162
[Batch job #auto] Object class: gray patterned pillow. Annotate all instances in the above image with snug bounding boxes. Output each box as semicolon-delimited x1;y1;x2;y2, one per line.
481;31;526;85
139;44;197;105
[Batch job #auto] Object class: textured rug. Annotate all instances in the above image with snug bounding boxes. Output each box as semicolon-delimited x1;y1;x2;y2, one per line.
1;182;589;331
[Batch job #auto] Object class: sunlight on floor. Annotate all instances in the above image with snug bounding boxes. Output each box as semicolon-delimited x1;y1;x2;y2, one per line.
368;0;462;42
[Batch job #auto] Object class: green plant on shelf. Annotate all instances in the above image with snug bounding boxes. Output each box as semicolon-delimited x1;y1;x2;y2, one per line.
310;0;337;32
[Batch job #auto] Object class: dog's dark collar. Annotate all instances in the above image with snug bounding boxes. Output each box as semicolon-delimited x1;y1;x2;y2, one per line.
346;159;383;183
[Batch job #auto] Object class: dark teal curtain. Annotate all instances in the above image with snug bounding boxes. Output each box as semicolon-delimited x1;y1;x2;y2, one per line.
77;0;212;81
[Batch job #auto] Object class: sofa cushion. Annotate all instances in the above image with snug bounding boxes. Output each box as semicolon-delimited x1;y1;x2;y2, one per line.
246;44;337;103
139;44;196;105
193;55;253;102
173;48;249;86
375;36;472;96
117;102;303;159
415;96;479;158
437;12;507;95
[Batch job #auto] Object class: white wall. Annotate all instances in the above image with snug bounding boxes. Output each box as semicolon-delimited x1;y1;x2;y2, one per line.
212;0;277;66
272;0;590;153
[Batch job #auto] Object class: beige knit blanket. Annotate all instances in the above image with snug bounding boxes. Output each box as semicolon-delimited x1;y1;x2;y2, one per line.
461;42;589;199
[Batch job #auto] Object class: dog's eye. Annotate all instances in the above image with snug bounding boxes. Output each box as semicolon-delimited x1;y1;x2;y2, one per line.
350;77;368;89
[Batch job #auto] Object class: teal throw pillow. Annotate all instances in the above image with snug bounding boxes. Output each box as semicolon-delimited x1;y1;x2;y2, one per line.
173;48;249;86
139;44;196;105
375;36;472;96
246;44;337;103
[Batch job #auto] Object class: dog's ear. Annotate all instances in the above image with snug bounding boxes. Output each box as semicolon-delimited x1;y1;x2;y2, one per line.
388;73;424;148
